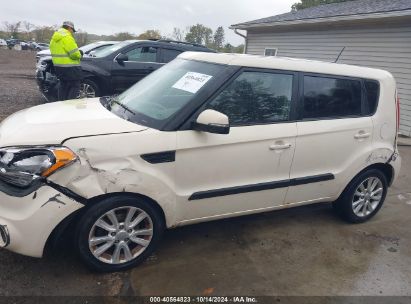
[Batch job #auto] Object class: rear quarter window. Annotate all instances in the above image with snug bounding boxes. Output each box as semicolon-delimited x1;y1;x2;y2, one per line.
364;80;380;115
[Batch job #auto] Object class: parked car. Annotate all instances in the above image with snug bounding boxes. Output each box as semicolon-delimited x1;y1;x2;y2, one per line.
35;39;215;101
0;53;401;272
35;40;118;62
6;39;25;49
0;39;7;47
29;42;49;51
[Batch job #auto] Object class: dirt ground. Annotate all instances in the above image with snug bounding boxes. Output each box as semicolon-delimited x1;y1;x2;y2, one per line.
0;50;411;298
0;49;43;121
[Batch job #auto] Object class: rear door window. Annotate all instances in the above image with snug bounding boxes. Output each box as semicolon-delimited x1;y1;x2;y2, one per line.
302;75;362;119
161;49;183;63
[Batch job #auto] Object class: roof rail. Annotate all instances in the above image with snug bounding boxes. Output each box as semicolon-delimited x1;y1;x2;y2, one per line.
157;39;207;48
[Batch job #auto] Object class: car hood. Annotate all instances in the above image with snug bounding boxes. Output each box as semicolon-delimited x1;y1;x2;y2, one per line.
37;49;51;56
0;98;148;147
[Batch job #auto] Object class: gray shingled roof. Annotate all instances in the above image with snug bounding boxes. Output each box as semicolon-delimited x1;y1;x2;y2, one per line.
232;0;411;27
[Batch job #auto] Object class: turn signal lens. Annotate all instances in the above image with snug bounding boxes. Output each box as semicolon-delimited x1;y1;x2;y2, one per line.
41;148;77;177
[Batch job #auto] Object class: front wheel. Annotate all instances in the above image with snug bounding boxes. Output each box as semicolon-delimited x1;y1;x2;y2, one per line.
78;79;100;98
75;195;164;272
333;169;388;223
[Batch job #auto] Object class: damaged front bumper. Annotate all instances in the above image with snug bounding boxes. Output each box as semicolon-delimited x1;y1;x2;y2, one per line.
35;67;59;102
0;182;83;257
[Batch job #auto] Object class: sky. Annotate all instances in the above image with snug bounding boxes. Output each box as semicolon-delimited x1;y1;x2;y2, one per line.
1;0;296;45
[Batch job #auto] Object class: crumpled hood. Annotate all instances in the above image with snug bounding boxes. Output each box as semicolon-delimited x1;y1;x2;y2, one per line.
0;98;148;147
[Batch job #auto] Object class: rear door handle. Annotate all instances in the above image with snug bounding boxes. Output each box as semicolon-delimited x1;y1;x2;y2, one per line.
354;131;371;139
269;143;292;151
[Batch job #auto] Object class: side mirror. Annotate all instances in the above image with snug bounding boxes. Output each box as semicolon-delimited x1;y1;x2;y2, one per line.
192;109;230;135
116;53;128;62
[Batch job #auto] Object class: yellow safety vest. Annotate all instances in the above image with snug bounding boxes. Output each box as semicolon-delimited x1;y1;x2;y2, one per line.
49;28;81;67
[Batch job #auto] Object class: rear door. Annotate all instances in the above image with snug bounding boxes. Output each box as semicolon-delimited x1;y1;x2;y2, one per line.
111;44;163;92
285;73;373;204
175;69;298;222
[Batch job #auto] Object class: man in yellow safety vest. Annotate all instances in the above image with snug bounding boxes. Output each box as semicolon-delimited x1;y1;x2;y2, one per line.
49;21;83;101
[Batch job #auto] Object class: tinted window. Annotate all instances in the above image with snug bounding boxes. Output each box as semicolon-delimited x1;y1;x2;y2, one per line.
161;49;182;63
207;72;293;125
365;80;379;115
303;76;362;119
126;46;158;62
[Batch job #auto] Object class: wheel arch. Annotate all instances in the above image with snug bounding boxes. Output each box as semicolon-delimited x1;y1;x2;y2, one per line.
44;191;167;256
360;163;394;186
337;162;394;201
85;192;167;226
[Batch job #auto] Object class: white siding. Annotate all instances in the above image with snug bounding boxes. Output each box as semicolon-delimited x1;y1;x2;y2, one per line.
246;25;411;136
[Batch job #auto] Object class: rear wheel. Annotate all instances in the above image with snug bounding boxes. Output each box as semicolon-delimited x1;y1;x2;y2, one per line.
76;195;164;272
333;169;388;223
78;79;100;98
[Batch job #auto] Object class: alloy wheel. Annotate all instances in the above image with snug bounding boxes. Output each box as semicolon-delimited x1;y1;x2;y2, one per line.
78;83;96;98
352;176;384;217
88;206;154;264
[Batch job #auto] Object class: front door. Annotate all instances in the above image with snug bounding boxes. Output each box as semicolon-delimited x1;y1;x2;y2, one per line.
111;45;163;93
175;69;298;222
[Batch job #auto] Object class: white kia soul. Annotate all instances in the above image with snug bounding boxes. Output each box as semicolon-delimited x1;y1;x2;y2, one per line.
0;52;401;272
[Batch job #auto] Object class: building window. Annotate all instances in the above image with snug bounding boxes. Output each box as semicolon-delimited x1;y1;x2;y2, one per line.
264;48;278;56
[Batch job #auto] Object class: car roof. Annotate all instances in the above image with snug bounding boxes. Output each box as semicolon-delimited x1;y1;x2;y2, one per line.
123;39;214;52
94;41;118;44
178;52;393;81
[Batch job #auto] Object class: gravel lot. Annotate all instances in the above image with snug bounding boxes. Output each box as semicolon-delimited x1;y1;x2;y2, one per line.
0;49;43;121
0;50;411;299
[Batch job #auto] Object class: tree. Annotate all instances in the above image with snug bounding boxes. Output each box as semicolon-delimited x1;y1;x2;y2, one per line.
221;43;244;53
32;25;55;43
291;0;355;11
23;21;34;40
137;30;162;40
75;30;89;46
113;32;136;41
3;21;21;38
185;24;212;45
171;27;186;41
213;26;225;50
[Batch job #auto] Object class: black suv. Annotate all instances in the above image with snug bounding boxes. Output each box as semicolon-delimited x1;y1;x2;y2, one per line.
35;39;216;101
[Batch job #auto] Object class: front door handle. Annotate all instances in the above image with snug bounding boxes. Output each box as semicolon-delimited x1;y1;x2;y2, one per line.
269;143;292;151
354;131;371;139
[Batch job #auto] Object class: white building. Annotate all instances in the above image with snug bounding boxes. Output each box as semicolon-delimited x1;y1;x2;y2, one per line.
231;0;411;136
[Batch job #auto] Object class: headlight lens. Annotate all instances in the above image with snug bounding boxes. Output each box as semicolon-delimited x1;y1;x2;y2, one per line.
0;146;77;188
36;59;48;69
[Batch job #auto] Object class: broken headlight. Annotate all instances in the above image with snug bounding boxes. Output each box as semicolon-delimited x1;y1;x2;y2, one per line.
0;146;77;188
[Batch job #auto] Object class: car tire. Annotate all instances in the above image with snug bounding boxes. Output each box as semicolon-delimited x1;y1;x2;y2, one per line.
75;195;165;272
79;78;100;98
333;169;388;223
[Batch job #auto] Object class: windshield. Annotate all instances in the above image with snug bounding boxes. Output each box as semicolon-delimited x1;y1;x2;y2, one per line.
79;42;109;53
109;58;226;129
92;40;134;58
